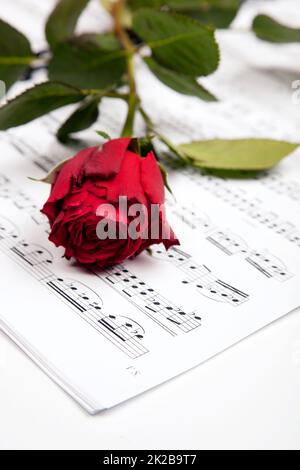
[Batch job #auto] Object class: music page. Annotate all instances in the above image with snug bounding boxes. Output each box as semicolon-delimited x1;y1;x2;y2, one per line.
0;0;299;413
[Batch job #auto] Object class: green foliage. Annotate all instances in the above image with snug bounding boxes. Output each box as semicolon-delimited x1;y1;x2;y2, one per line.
178;139;299;171
183;1;242;29
48;35;126;89
96;130;111;140
133;9;219;77
0;19;34;90
79;33;122;50
252;15;300;43
45;0;90;48
0;0;297;176
129;0;242;28
0;82;85;130
57;97;100;142
144;57;217;101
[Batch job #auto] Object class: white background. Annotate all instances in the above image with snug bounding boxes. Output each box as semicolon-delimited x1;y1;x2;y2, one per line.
0;0;300;450
1;310;300;450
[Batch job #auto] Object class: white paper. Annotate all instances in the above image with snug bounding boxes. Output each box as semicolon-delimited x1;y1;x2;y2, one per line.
0;0;300;413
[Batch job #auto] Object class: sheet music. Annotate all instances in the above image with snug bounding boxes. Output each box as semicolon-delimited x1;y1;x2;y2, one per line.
0;0;300;412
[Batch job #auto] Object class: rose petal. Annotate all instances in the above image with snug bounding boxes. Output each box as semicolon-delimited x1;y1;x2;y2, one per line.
104;150;146;203
141;151;165;205
84;138;132;180
48;147;98;203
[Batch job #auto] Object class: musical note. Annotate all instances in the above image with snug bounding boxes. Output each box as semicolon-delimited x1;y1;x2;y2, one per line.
207;230;248;256
286;230;300;246
0;214;148;359
99;315;145;342
4;131;52;171
152;246;249;305
206;229;293;281
0;215;19;240
167;199;214;233
33;155;61;173
46;278;148;359
260;173;300;203
0;175;48;227
246;251;293;281
11;241;54;266
0;174;9;187
183;169;300;248
102;265;202;335
0;185;13;200
0;185;40;223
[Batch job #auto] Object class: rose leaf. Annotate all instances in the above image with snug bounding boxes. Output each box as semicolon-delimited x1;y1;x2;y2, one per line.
178;139;300;171
0;82;85;130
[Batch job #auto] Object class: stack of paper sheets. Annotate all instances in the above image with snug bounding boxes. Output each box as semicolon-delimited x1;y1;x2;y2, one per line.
0;0;299;413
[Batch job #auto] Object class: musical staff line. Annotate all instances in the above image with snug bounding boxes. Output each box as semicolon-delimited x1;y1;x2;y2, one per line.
0;176;203;342
0;173;49;228
168;199;294;282
259;172;300;204
95;265;202;336
206;230;293;282
184;169;300;249
0;215;148;360
152;246;249;305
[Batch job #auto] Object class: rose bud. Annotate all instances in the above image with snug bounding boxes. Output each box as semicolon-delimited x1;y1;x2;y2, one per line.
41;137;179;267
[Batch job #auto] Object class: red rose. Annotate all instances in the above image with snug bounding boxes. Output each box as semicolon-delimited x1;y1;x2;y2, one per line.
41;137;179;267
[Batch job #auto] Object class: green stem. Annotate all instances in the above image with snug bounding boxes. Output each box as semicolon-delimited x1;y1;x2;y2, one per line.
112;0;139;137
82;89;128;100
139;106;189;164
122;84;139;137
0;56;36;65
